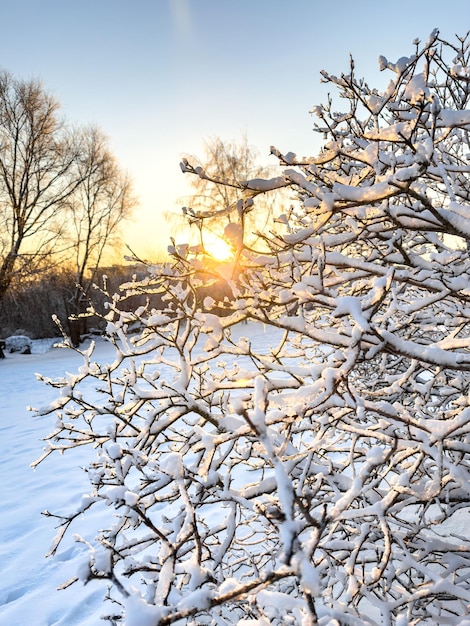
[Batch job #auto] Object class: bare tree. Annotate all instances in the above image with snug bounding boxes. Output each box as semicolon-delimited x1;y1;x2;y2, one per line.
66;126;136;342
175;135;288;255
0;70;83;303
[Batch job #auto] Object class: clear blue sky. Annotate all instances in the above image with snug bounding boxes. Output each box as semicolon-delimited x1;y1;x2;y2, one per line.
1;0;469;257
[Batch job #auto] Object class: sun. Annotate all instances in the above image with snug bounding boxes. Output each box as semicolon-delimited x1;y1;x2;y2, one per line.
205;236;233;261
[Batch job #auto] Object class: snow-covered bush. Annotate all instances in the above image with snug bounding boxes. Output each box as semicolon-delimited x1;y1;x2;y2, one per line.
35;31;470;624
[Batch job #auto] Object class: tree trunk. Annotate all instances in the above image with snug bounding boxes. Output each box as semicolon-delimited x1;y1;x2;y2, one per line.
0;252;16;304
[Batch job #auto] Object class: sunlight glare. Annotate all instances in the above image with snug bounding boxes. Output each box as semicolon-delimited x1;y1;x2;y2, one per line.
205;237;233;261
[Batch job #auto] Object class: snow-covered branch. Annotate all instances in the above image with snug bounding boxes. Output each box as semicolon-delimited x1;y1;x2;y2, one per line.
34;30;470;625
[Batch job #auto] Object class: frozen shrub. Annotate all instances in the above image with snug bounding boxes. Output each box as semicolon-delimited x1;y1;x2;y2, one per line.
35;31;470;625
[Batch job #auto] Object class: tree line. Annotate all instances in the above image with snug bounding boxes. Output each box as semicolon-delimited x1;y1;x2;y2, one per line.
0;69;283;348
0;68;135;344
0;263;148;340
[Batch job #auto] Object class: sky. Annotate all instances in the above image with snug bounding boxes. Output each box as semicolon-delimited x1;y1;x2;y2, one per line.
0;0;469;258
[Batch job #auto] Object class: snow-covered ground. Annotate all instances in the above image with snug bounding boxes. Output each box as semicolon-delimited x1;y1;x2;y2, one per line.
0;325;279;625
0;337;118;625
3;326;469;625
